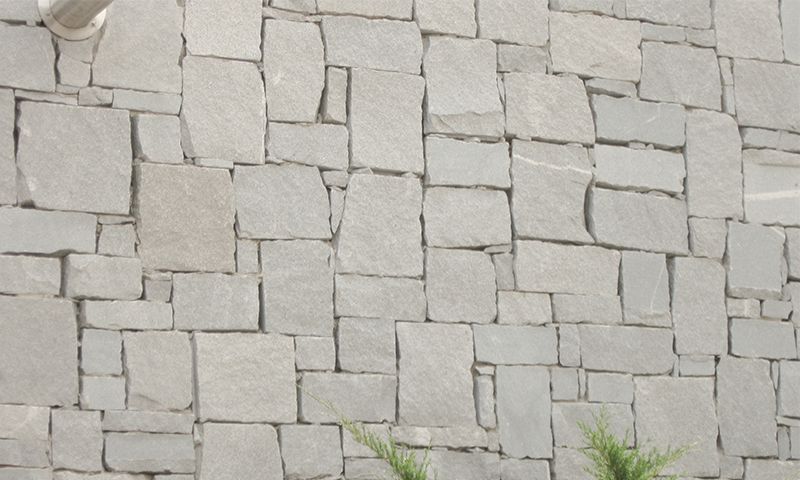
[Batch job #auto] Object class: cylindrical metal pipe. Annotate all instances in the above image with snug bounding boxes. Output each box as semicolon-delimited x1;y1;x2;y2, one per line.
49;0;114;29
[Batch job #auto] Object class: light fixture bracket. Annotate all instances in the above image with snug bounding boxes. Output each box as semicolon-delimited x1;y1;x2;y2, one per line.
38;0;108;41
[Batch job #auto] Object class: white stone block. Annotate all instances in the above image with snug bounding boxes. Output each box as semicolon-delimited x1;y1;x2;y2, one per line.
743;149;800;226
124;331;193;411
0;405;49;441
112;89;181;115
338;318;395;374
619;251;670;326
0;89;13;205
299;372;397;424
671;257;728;355
783;0;800;64
424;138;510;189
594;145;685;195
474;325;557;365
715;0;784;61
425;248;497;324
552;294;622;325
173;273;259;331
0;255;60;296
626;0;711;28
184;0;262;61
477;0;548;46
423;187;511;248
335;274;426;322
497;291;551;325
322;67;347;124
63;255;142;301
552;403;633;448
734;59;800;133
591;95;686;148
586;372;633;403
726;222;786;300
415;0;476;36
496;366;551;458
730;319;797;359
0;26;55;92
496;44;547;74
104;433;195;474
199;423;282;480
280;425;343;479
81;329;122;376
579;325;675;374
132;114;183;165
688;217;728;259
79;376;126;411
102;411;194;434
317;0;412;19
679;355;716;376
51;410;103;472
511;141;593;243
294;336;336;371
640;42;721;110
515;240;620;295
267;123;348;171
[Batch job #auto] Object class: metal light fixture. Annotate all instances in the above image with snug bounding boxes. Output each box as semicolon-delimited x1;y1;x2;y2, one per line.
39;0;115;41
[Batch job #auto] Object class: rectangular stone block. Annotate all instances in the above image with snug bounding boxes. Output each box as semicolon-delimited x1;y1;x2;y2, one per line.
743;149;800;226
97;224;136;258
317;0;412;19
735;59;800;132
337;318;395;374
784;0;800;64
550;0;614;15
553;448;593;480
267;122;348;170
679;355;716;376
579;325;675;374
552;294;622;325
730;319;797;359
0;25;55;92
586;372;633;404
550;368;579;401
199;423;282;480
728;298;762;319
299;372;396;424
688;217;728;260
0;89;13;205
619;251;670;326
585;77;637;97
80;376;126;411
763;299;793;319
0;405;50;441
594;144;685;195
626;0;710;28
475;375;497;428
639;42;720;110
552;403;633;448
102;411;194;434
726;222;786;300
322;67;347;124
172;273;259;331
80;300;172;330
427;451;500;480
558;324;581;367
51;410;103;472
63;254;142;300
0;255;60;295
184;0;261;61
496;366;551;459
497;291;551;325
132;114;183;165
334;274;426;322
424;137;510;189
474;325;558;365
0;208;96;255
671;257;728;355
124;331;193;411
423;187;511;248
112;89;181;115
294;336;336;372
425;248;497;323
515;241;620;295
391;425;488;449
105;433;195;474
744;459;800;480
493;253;515;291
715;0;784;62
497;44;547;74
778;361;800;417
592;94;686;148
280;425;343;480
0;439;49;468
81;329;122;376
641;23;685;42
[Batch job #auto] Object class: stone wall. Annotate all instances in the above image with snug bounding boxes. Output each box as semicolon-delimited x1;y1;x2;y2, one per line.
0;0;799;479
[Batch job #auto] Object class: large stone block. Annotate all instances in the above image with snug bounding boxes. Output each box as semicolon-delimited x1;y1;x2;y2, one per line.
620;251;670;326
579;325;675;374
552;294;622;325
639;42;721;110
337;318;395;374
715;0;784;61
550;13;641;82
717;357;778;457
63;254;142;300
588;188;688;255
726;222;786;300
634;377;719;477
473;325;558;365
515;240;620;295
511;141;593;243
593;145;685;195
336;174;423;277
280;425;343;479
425;248;496;323
779;361;800;417
124;331;193;411
415;0;476;36
424;138;510;189
51;410;103;472
17;102;131;214
134;163;236;272
0;26;55;91
730;319;797;359
552;403;633;448
0;89;14;204
80;300;172;330
427;451;500;480
625;0;711;28
505;73;595;145
172;273;259;331
92;0;183;93
194;333;296;423
321;16;422;74
424;188;510;248
685;109;744;219
591;95;686;148
397;323;476;427
184;0;262;61
476;0;548;46
671;257;728;355
334;274;426;322
263;20;324;123
261;240;334;336
0;208;96;255
105;433;195;474
349;69;425;173
496;366;551;459
199;423;282;480
267;123;348;171
423;37;504;138
734;59;800;132
0;255;60;296
743;149;800;226
299;372;396;423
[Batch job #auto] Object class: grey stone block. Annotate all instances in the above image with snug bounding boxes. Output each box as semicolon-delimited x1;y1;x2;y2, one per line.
124;331;192;411
688;217;728;259
475;375;497;428
477;0;547;46
270;0;315;13
102;411;194;434
0;2;41;23
97;224;136;258
763;299;794;319
199;423;282;480
619;251;670;327
584;77;637;97
474;325;557;365
317;0;412;19
626;0;711;28
423;187;511;248
17;102;131;214
336;175;423;278
0;297;77;406
349;69;425;173
194;333;296;423
792;283;800;326
423;37;504;138
511;141;593;243
550;0;614;15
639;42;720;110
730;318;797;359
342;423;385;457
0;405;49;441
794;427;800;459
552;403;633;448
0;26;55;92
741;127;780;149
553;447;594;480
552;294;622;325
641;23;685;42
586;372;633;404
337;318;395;374
715;0;784;61
392;425;488;449
80;376;126;411
579;325;675;374
0;439;49;468
726;222;786;300
505;73;595;145
235;239;259;274
496;366;551;458
104;433;195;474
779;361;800;417
0;89;13;205
515;241;620;295
173;273;258;331
593;144;685;195
497;291;551;325
727;297;762;318
0;208;96;255
743;149;800;226
294;336;336;371
330;187;345;234
184;0;262;61
423;137;510;189
111;89;181;115
717;356;778;457
634;377;719;477
81;329;122;376
591;95;686;148
551;368;579;401
0;255;60;296
735;59;800;132
280;425;343;479
335;274;426;322
344;458;389;480
51;410;103;472
779;131;800;153
679;355;716;376
267;123;348;171
80;300;172;330
262;20;324;123
744;459;800;480
299;372;396;424
493;253;515;291
720;455;744;479
425;248;497;323
496;44;547;74
427;451;500;480
397;322;476;427
671;257;728;355
321;16;422;75
132;114;183;165
322;67;347;124
558;325;581;367
181;56;265;164
134;163;236;273
91;0;183;93
63;255;142;301
784;0;800;64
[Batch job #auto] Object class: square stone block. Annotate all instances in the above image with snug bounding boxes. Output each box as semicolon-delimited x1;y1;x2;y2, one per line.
172;273;259;331
423;187;511;248
280;425;343;479
124;331;193;411
199;423;282;480
337;318;396;374
425;248;497;324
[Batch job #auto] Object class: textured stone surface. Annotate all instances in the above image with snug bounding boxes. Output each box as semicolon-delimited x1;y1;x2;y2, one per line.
349;69;425;173
0;405;50;441
133;114;183;165
280;425;343;479
619;251;670;326
679;355;716;377
80;301;172;330
496;44;547;74
550;13;641;82
199;423;282;480
424;138;510;188
134;163;236;272
671;257;728;355
689;217;729;260
184;0;262;61
743;149;800;226
592;95;686;148
512;141;593;243
551;368;579;401
172;273;258;331
717;357;778;457
336;175;423;277
497;291;551;325
626;0;711;28
734;59;800;132
594;145;685;195
102;411;194;434
552;403;633;448
586;372;633;403
515;241;619;295
263;20;324;123
639;42;720;110
552;294;622;325
51;410;103;472
588;188;689;255
726;222;786;300
267;123;348;170
505;73;595;145
553;448;594;480
415;0;476;36
580;325;675;374
476;375;497;427
477;0;548;46
81;329;122;376
779;361;800;417
321;16;422;75
194;333;296;423
715;0;784;61
124;331;192;411
0;208;96;255
112;90;181;115
334;275;426;322
730;319;797;359
584;77;637;97
790;229;800;280
397;323;476;427
105;433;195;474
784;0;800;64
294;336;335;371
496;366;551;458
317;0;412;18
0;439;49;469
744;460;800;480
337;318;396;374
391;425;488;449
80;376;126;411
641;23;686;42
322;67;347;124
0;26;55;92
550;0;613;15
97;224;136;258
423;188;510;248
17;102;131;214
474;325;557;365
0;89;14;205
427;451;500;480
63;255;142;301
423;37;504;138
425;248;496;323
299;373;396;423
0;255;60;296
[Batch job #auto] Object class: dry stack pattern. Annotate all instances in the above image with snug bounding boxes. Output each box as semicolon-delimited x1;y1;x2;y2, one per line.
0;0;799;479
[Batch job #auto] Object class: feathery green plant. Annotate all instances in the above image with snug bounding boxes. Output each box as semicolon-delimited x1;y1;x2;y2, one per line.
576;406;694;480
